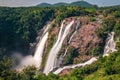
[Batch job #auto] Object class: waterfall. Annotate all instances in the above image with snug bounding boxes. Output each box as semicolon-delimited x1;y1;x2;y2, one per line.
52;20;98;75
13;22;52;70
33;22;53;68
53;32;118;74
103;32;117;57
33;32;49;68
44;20;74;75
63;48;68;57
56;21;81;67
68;21;80;44
53;57;97;74
59;20;81;63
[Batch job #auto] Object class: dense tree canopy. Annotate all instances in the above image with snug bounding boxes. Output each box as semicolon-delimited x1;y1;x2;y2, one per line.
0;6;91;54
0;7;55;53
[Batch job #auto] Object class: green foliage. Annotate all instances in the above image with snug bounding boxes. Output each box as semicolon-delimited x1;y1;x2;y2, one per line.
91;46;103;56
19;66;36;80
97;7;120;39
83;42;120;79
48;73;59;80
64;47;78;65
34;73;47;80
113;11;120;18
0;7;54;53
0;6;91;54
71;68;84;80
113;21;120;37
55;6;89;23
85;8;97;16
104;18;116;32
96;15;120;56
0;56;18;80
89;17;96;22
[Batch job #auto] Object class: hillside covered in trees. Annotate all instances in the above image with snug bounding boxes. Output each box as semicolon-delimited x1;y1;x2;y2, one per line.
0;4;120;80
36;1;93;7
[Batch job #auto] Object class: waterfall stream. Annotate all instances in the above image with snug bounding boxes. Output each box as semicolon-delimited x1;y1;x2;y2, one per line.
53;57;97;74
13;18;118;75
52;32;118;75
61;20;81;61
56;21;81;67
33;22;52;68
68;21;80;44
33;32;49;68
103;32;117;57
13;22;52;70
44;20;74;75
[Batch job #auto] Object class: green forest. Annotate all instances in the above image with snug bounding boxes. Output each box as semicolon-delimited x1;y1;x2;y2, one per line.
0;6;90;54
0;5;120;80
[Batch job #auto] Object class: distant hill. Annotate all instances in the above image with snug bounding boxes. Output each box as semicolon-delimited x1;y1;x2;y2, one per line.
53;2;69;7
36;1;94;7
36;3;51;7
70;1;93;7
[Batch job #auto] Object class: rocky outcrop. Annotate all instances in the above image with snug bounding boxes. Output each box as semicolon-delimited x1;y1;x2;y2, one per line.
33;16;103;74
43;16;102;73
70;20;102;55
57;16;103;64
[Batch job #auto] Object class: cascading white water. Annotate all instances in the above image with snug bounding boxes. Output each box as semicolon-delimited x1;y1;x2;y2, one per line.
53;57;97;74
59;20;81;62
33;32;49;68
56;21;81;67
13;22;52;70
33;22;52;68
68;21;80;44
52;21;98;75
63;48;68;58
103;32;117;57
44;20;74;75
51;32;118;74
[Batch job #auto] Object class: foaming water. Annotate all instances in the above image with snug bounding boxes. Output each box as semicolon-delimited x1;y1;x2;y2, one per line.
55;20;81;68
103;32;117;57
68;21;80;44
53;32;118;74
12;22;52;70
33;32;49;68
44;20;74;75
53;57;97;74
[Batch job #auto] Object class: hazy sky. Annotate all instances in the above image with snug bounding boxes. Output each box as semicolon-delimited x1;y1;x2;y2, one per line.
0;0;120;7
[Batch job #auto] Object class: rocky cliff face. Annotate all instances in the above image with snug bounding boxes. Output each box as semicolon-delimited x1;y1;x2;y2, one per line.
70;18;102;55
13;15;104;74
42;16;103;68
44;16;103;75
62;17;102;63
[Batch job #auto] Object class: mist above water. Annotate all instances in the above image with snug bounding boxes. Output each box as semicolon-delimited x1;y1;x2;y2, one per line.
12;22;52;70
12;53;36;70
